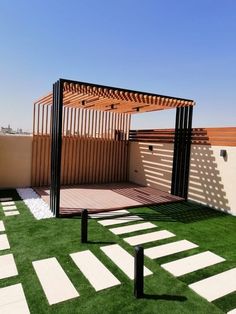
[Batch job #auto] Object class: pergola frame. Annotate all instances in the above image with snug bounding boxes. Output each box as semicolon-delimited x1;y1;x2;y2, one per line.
37;78;194;217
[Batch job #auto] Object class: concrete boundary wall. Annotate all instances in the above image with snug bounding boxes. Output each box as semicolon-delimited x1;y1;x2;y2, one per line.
0;136;32;188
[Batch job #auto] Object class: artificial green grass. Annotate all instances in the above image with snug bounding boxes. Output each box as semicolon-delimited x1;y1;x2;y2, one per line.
0;189;235;313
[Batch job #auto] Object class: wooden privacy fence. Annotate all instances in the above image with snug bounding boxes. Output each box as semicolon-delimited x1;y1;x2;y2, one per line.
129;127;236;146
31;105;130;186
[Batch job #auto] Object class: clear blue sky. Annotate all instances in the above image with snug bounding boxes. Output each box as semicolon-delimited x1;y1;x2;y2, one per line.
0;0;235;132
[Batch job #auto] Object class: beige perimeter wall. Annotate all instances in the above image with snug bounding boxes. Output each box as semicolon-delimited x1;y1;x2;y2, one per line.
129;142;236;216
0;136;236;216
0;136;32;188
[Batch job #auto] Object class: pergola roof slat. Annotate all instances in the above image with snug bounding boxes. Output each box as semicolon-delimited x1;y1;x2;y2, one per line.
34;79;194;114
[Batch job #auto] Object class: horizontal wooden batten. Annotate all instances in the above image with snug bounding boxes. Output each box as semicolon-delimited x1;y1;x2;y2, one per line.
129;127;236;146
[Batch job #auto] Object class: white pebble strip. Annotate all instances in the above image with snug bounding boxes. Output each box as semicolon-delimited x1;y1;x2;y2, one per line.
17;188;54;220
228;309;236;314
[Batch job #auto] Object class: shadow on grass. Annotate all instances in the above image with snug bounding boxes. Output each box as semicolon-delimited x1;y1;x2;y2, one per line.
87;241;115;245
146;201;227;223
143;293;187;301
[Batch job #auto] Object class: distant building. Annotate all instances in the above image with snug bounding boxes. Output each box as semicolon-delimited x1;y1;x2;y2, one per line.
0;124;31;135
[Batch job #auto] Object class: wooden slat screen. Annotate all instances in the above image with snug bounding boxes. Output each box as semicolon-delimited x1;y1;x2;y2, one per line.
31;103;130;186
129;127;236;146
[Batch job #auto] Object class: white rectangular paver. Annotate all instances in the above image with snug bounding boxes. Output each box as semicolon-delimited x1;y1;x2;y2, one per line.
124;230;175;246
1;201;15;206
70;250;120;291
0;234;10;250
4;211;20;216
189;267;236;302
0;221;5;232
228;309;236;314
98;215;143;227
2;205;17;211
0;254;18;279
110;222;157;235
89;209;129;219
0;283;30;314
4;210;19;217
161;251;225;277
0;197;12;202
101;244;152;280
145;240;198;259
33;257;79;305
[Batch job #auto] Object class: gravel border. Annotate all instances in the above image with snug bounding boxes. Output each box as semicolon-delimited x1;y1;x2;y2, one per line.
16;188;54;220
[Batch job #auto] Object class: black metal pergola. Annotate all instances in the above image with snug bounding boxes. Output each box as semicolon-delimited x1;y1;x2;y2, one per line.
46;78;194;217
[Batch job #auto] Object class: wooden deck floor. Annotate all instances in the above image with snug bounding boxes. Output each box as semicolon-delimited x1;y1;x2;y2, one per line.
35;183;183;216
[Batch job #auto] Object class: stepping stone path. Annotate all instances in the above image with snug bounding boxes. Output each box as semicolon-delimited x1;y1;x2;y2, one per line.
161;251;225;277
98;215;143;227
144;240;198;259
0;195;30;312
70;250;120;291
0;234;10;250
33;257;79;305
0;221;5;232
124;230;175;246
91;208;236;313
110;222;156;235
101;244;152;280
189;267;236;302
1;199;20;216
4;210;20;216
0;283;30;314
0;254;18;280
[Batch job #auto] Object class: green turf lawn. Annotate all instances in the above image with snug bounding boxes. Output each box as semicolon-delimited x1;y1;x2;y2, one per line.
0;189;236;314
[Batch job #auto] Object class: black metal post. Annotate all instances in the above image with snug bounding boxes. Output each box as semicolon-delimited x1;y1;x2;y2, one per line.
171;107;180;195
134;246;144;298
81;209;88;243
183;105;193;198
50;79;63;217
171;105;193;199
